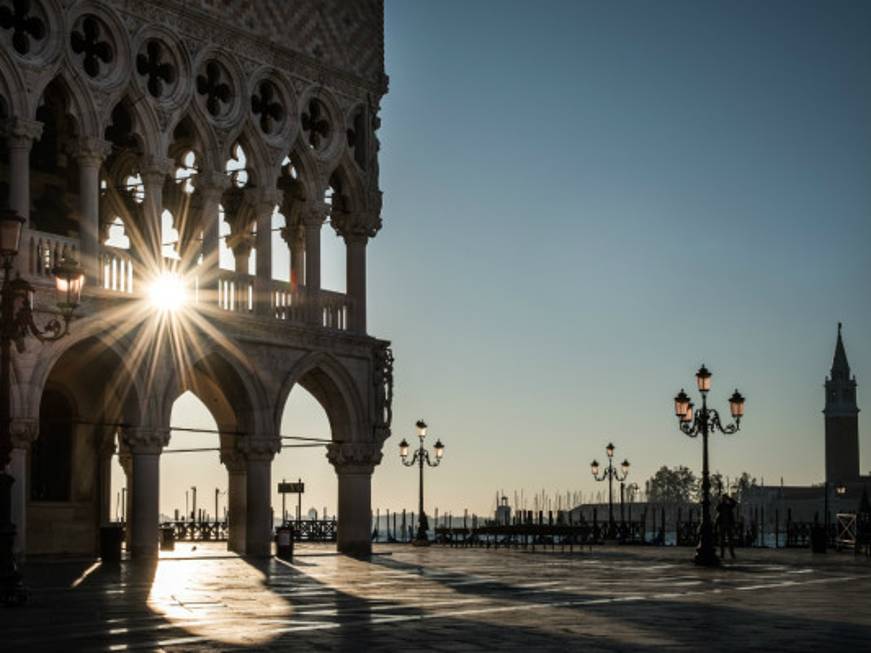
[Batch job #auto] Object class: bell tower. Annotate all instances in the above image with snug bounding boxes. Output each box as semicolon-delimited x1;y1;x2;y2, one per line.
824;323;860;483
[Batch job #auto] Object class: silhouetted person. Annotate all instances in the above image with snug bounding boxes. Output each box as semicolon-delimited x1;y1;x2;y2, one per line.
716;495;737;559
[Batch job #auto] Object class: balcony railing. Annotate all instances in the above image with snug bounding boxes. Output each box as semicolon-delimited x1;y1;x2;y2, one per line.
217;270;254;313
23;230;354;332
99;246;135;294
28;231;79;280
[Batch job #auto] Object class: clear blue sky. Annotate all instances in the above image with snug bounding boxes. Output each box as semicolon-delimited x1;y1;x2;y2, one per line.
133;1;871;519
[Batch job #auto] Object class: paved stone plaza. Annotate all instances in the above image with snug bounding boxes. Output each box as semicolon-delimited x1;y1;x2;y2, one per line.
1;543;869;651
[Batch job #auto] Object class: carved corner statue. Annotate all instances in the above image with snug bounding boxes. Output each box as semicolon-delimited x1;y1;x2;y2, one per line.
373;344;393;443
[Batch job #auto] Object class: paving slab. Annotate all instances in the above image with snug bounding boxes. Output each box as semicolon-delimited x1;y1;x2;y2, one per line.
2;543;870;651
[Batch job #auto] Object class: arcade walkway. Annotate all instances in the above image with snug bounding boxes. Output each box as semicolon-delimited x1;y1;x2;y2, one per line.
3;544;871;650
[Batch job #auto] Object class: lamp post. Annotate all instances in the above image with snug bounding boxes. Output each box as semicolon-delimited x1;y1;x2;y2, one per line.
590;442;629;538
0;209;83;605
673;364;746;567
398;420;444;546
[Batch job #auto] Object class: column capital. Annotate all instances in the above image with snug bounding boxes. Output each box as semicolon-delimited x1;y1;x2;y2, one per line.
280;222;304;247
220;447;247;473
10;418;38;449
121;427;170;454
255;188;282;218
193;170;231;198
140;156;174;184
6;117;43;145
332;211;381;242
303;202;329;226
327;441;383;474
238;437;280;462
74;137;112;165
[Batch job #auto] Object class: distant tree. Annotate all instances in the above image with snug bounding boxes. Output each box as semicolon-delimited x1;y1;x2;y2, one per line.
710;472;725;498
647;466;698;504
733;472;758;503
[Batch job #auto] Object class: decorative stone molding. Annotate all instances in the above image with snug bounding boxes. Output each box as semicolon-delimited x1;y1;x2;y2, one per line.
9;418;38;449
372;343;393;443
121;426;170;454
140;155;174;182
333;211;380;242
6;117;44;145
74;136;113;165
326;441;382;474
220;446;246;472
303;203;329;226
280;223;305;248
192;170;231;200
237;437;280;461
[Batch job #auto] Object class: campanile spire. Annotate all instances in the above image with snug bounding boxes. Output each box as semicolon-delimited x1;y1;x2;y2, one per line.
824;323;859;482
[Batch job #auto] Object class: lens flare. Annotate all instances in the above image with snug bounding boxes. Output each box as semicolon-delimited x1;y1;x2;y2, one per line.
148;272;187;313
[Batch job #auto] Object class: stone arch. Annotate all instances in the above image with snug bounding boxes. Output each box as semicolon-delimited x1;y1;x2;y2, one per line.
289;144;319;202
158;342;269;442
32;72;85;139
168;112;219;176
26;319;145;426
0;46;30;117
101;93;161;161
232;120;277;190
275;351;367;445
325;157;364;216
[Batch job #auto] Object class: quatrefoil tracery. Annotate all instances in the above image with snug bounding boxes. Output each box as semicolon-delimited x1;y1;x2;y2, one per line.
251;80;284;135
0;0;46;56
301;98;331;150
196;60;232;118
71;14;113;79
136;40;175;99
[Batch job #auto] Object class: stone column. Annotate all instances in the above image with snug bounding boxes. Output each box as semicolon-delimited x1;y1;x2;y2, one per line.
240;438;278;557
303;206;325;325
192;173;229;304
221;449;247;553
118;449;132;547
327;442;383;557
75;138;112;283
97;432;116;527
345;232;368;334
7;118;43;224
289;225;305;290
139;157;172;268
8;419;37;557
122;428;169;559
254;190;280;315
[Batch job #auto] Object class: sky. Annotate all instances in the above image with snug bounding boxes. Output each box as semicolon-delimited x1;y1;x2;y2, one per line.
116;0;871;520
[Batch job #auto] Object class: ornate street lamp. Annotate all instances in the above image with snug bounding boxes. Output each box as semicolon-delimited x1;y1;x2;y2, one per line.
673;364;746;567
591;442;630;539
0;209;83;605
398;419;444;546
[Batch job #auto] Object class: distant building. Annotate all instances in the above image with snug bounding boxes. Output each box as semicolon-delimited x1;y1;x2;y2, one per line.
825;323;860;484
495;496;511;525
743;324;868;523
